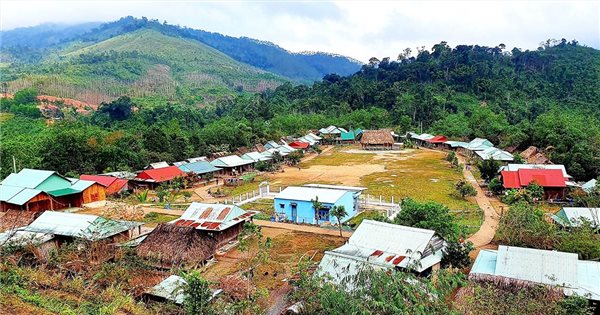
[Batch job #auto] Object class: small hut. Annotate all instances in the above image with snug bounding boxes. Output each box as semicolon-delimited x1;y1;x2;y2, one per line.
360;130;394;150
137;224;217;268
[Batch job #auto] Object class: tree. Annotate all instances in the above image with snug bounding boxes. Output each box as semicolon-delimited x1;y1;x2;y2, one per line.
182;191;192;202
330;205;348;237
455;180;477;199
237;223;272;301
98;96;134;121
488;178;503;195
441;241;474;269
183;271;213;315
496;202;557;249
311;196;323;225
478;158;501;182
394;198;462;240
13;88;37;105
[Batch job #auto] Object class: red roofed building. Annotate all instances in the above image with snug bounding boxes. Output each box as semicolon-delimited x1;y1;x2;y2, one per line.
501;168;567;200
133;166;186;189
80;175;129;195
425;135;449;149
288;140;310;150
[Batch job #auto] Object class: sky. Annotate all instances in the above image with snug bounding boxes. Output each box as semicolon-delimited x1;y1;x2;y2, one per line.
1;0;598;62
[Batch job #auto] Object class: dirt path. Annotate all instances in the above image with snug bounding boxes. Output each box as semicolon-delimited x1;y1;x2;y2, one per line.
455;154;502;248
255;220;353;237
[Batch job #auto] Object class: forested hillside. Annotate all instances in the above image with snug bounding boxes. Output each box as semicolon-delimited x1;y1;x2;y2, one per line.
1;40;598;181
1;17;362;83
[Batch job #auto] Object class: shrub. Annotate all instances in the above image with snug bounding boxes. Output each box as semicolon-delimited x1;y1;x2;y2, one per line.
441;241;474;269
478;158;501;182
496;203;558;249
488;178;503;195
455;180;477;199
395;198;463;240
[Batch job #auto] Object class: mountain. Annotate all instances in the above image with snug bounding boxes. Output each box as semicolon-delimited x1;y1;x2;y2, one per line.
2;28;287;105
1;17;362;82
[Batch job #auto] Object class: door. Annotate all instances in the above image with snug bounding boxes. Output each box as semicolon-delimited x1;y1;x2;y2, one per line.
291;203;297;222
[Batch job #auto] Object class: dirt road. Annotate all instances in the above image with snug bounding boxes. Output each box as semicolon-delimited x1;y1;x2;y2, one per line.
456;154;502;248
254;219;353;237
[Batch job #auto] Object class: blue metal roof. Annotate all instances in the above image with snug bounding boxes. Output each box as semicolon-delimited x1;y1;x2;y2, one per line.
178;161;220;174
470;249;498;275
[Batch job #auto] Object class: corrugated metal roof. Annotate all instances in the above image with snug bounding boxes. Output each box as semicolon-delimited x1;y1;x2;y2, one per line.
47;187;80;197
187;157;207;163
275;186;348;204
444;141;469;148
501;171;521;189
576;261;600;300
135;166;185;182
517;169;566;187
466;138;494;150
289;141;310;149
1;169;56;189
264;141;281;149
178;161;220;174
553;207;599;227
340;131;355;140
148;161;170;169
210;155;254;168
171;202;256;231
306;132;322;140
241;152;271;162
317;250;388;289
70;179;96;191
582;179;597;192
8;188;44;205
22;211;142;241
303;184;366;192
476;147;514;161
500;164;571;178
334;220;444;271
147;275;222;304
80;175;117;187
0;185;23;202
471;245;600;301
496;246;577;288
0;230;54;247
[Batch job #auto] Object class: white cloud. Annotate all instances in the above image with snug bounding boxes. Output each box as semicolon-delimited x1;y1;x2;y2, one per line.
1;0;598;62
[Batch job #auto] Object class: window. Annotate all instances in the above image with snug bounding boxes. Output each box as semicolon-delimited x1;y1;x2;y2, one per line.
318;208;330;221
279;203;285;209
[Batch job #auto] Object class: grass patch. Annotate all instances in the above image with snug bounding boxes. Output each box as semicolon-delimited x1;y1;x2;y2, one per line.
0;112;14;123
142;212;179;225
239;198;275;216
301;150;373;167
360;150;478;211
346;210;386;228
220;175;269;197
452;208;483;236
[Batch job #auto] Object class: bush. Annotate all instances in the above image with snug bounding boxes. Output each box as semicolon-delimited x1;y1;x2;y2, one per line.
441;241;474;269
395;198;463;240
496;203;557;249
455;180;477;199
488;178;503;195
478;158;501;182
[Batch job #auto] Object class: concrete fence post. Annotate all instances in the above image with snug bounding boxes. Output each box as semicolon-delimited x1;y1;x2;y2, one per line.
379;195;382;205
246;192;249;200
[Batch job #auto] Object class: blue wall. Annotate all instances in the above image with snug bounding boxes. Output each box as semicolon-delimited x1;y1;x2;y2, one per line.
274;191;356;224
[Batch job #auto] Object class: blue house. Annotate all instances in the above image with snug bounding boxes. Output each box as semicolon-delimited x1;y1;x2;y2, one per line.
273;186;361;224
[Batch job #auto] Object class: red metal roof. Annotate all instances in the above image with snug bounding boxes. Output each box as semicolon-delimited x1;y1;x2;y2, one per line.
371;250;384;257
502;169;566;188
216;207;231;220
385;255;395;262
426;135;448;143
80;174;116;187
518;169;566;187
289;141;310;149
135;166;185;182
501;171;521;189
199;207;213;219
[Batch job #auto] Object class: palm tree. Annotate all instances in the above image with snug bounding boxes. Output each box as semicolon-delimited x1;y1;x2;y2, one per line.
311;196;323;225
330;205;348;237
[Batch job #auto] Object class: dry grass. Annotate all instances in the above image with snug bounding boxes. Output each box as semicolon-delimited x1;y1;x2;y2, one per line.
239;199;275;216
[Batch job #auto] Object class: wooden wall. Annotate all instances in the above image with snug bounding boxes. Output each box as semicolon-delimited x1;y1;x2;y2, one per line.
81;183;106;204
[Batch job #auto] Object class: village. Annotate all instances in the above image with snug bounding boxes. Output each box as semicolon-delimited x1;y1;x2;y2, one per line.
1;125;599;314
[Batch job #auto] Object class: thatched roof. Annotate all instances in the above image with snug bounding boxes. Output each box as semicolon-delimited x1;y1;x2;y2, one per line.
360;130;394;145
137;224;217;267
0;210;41;233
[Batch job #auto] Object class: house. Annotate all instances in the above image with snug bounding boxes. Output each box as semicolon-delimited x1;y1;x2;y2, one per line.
137;203;256;267
318;126;347;143
499;164;572;179
297;136;316;146
144;275;222;304
582;179;597;193
132;166;186;189
302;184;365;213
274;186;358;224
425;135;448;148
470;245;600;301
409;133;434;146
520;146;551;164
264;140;282;150
22;211;142;242
0;230;57;258
475;147;514;162
501;168;567;200
145;161;170;169
459;138;494;157
360;130;394;150
187;156;208;163
0;210;42;233
1;168;106;211
169;202;256;247
210;155;254;177
305;132;322;144
318;220;446;287
177;161;220;179
288;140;310;150
241;151;272;163
80;175;129;196
340;130;356;143
442;140;470;151
551;207;599;228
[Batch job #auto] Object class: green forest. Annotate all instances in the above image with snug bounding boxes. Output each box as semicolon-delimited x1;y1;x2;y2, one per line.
1;40;599;180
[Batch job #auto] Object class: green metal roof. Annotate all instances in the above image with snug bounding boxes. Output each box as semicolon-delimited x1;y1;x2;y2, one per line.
48;187;81;197
341;131;355;140
1;169;56;189
354;128;363;135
